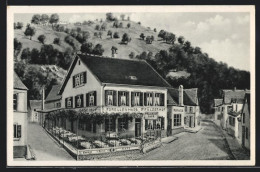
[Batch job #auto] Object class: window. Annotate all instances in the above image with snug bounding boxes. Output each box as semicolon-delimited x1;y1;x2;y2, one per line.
246;127;249;139
86;91;96;107
146;93;153;106
218;107;220;112
189;107;193;113
105;118;116;132
229;116;235;126
75;94;83;108
134;92;140;106
56;102;61;108
120;92;126;106
13;123;21;138
174;114;182;127
222;107;224;112
154;93;160;106
13;94;18;111
105;90;116;106
118;118;128;132
66;97;73;108
73;72;86;88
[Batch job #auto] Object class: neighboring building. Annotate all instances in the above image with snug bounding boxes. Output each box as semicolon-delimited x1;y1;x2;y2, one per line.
213;99;223;126
13;72;28;159
220;88;247;130
167;85;200;136
241;93;250;150
28;100;42;123
53;54;171;139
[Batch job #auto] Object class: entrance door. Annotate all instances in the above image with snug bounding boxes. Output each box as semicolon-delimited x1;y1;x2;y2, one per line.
135;118;141;137
242;126;245;147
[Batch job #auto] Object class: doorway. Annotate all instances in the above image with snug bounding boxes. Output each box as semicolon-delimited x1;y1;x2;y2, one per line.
135;118;141;137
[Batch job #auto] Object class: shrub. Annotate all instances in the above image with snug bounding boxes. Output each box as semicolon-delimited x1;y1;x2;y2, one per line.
113;32;120;39
64;35;75;48
95;24;100;31
81;42;93;54
92;44;104;56
38;34;46;44
129;52;135;59
53;38;60;45
127;23;131;28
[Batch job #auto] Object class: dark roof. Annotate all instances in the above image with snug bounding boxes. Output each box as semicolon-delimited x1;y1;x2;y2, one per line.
222;89;248;104
29;100;42;110
214;99;223;107
45;85;62;102
228;110;241;117
79;54;171;87
168;88;198;106
14;72;28;90
59;54;171;94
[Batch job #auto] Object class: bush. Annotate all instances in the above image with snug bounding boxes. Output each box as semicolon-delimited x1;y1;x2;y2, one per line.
106;13;116;22
30;48;40;64
53;38;60;45
21;48;31;61
70;29;78;38
14;22;24;29
24;24;36;40
81;42;93;54
119;22;123;28
65;28;71;34
140;33;145;40
113;32;120;39
137;22;141;25
129;52;135;59
127;23;131;28
38;34;46;44
95;25;100;31
92;44;104;56
64;35;75;48
107;30;113;38
14;38;22;58
154;28;157;32
121;33;131;44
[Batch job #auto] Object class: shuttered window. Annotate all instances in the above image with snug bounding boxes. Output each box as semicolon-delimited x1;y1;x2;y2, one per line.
75;94;84;108
131;92;143;106
145;93;153;106
105;90;117;106
13;124;21;138
118;91;129;106
73;72;87;88
105;118;116;132
86;91;97;107
66;97;73;108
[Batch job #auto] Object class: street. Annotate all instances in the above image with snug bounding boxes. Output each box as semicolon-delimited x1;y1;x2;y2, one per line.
27;123;75;161
136;120;234;160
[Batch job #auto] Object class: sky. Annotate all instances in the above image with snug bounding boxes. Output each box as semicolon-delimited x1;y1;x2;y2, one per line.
14;12;250;71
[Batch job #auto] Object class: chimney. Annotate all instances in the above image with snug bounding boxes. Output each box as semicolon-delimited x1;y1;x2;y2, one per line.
42;87;45;110
179;85;184;106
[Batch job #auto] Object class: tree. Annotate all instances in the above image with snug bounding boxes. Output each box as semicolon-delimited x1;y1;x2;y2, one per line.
70;29;78;38
119;22;123;28
121;33;131;44
146;36;152;44
154;28;157;32
31;14;41;24
101;23;107;31
129;52;135;59
165;33;176;44
30;48;40;64
137;22;141;25
140;33;145;40
64;35;75;48
14;23;16;29
127;16;130;21
15;22;23;29
92;44;104;56
106;13;115;22
107;30;113;38
113;21;119;28
95;24;100;31
194;47;202;54
81;42;93;54
127;23;131;28
39;44;59;64
21;48;31;62
41;14;49;25
158;30;166;41
98;32;103;39
38;34;46;44
49;14;59;28
53;38;60;45
178;36;185;45
58;47;74;69
111;46;118;53
151;35;154;42
14;38;22;58
76;27;81;32
65;28;71;34
120;14;125;21
113;32;120;39
94;32;98;37
24;24;36;40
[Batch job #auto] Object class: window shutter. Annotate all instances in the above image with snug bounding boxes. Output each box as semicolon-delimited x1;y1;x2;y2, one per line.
105;91;108;106
118;91;122;106
160;93;165;106
80;94;84;107
161;117;165;130
126;92;129;106
13;125;16;138
93;91;97;106
145;119;148;130
86;93;89;107
75;96;77;107
17;125;21;138
71;97;73;108
144;93;147;106
73;76;75;88
113;91;117;106
131;92;135;107
140;92;143;106
83;72;87;84
112;118;116;131
152;93;154;106
65;98;68;108
125;118;129;130
153;120;156;129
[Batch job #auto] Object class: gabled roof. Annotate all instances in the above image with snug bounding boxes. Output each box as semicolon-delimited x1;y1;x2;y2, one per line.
214;99;223;107
222;89;248;104
59;54;171;94
168;88;198;106
14;72;28;90
29;100;42;110
45;85;62;102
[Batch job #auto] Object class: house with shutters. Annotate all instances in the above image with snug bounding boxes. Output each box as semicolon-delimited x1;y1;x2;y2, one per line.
13;72;28;159
28;100;42;123
213;99;223;126
167;85;200;136
240;92;250;150
57;54;170;139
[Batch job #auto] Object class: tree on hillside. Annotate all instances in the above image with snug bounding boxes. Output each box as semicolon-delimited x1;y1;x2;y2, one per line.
107;30;113;38
31;14;41;24
129;52;135;59
140;33;145;40
106;13;115;22
194;47;202;54
178;36;185;45
146;36;153;44
65;28;71;34
120;14;125;21
58;47;74;69
127;23;131;28
14;22;23;29
101;23;107;31
138;22;141;25
24;24;36;40
158;30;166;41
98;32;103;39
92;44;104;56
165;33;176;44
95;24;100;31
121;33;131;45
113;32;120;39
119;22;123;28
64;35;75;48
94;32;98;38
49;14;59;28
21;48;31;62
70;29;78;38
154;28;157;32
14;38;22;58
76;31;90;43
113;21;119;28
151;35;154;42
76;27;82;32
81;42;93;54
38;34;46;44
30;48;40;64
127;16;130;21
39;44;59;64
41;14;49;25
53;38;61;45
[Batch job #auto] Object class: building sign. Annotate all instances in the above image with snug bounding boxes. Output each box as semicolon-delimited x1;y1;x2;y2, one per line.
78;145;140;155
173;107;184;113
144;112;158;119
104;107;166;113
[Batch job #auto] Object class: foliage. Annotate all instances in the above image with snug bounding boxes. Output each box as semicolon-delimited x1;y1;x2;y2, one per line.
106;13;116;22
14;22;23;29
140;33;145;40
81;42;93;54
113;21;119;28
92;44;104;56
127;23;131;28
137;22;141;25
101;23;107;31
21;48;31;61
53;37;61;45
154;28;157;32
121;33;131;44
30;48;40;64
119;22;123;28
95;24;100;31
64;35;75;48
24;24;36;40
49;13;59;27
41;14;49;24
129;52;135;59
31;14;42;24
38;34;46;44
120;14;125;21
113;32;120;39
107;30;113;38
178;36;185;45
98;32;103;39
14;38;22;58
